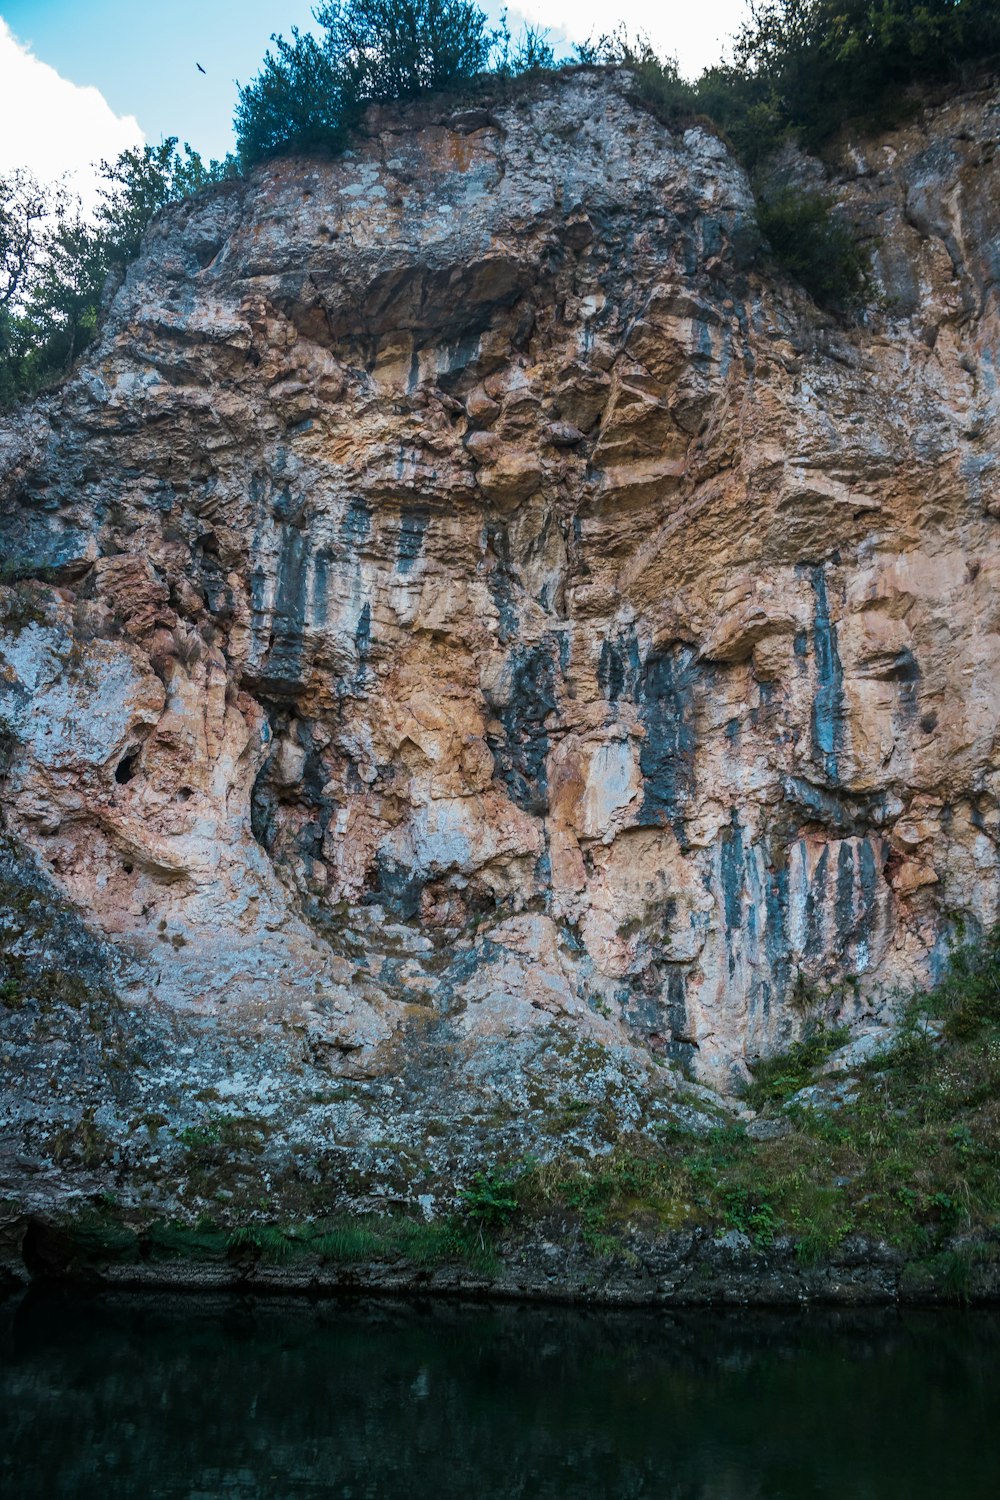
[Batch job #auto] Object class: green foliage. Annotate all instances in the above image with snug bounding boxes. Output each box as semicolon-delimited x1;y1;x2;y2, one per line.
571;26;697;123
57;1208;140;1264
317;0;495;101
0;141;236;409
0;977;22;1008
459;1167;519;1227
233;28;349;163
237;0;498;166
933;924;1000;1038
516;1147;695;1249
727;0;1000;155
93;140;237;269
149;1206;504;1275
310;1221;385;1262
493;20;556;78
235;0;561;166
177;1120;223;1151
0;170;57;408
756;186;871;310
744;1023;852;1109
721;1187;779;1245
227;1224;299;1261
509;925;1000;1273
175;1112;269;1164
5;1;997;406
147;1219;230;1260
564;4;1000;169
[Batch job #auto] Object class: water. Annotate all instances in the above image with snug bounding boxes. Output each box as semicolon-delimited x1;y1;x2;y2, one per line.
1;1289;998;1498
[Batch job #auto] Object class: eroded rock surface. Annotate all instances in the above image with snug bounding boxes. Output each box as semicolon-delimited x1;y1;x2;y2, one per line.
2;72;1000;1205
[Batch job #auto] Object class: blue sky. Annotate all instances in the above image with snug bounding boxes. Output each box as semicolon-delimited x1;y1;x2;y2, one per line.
2;0;321;162
1;1;748;189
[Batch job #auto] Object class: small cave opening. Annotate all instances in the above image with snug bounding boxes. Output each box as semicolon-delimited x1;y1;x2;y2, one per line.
115;751;139;785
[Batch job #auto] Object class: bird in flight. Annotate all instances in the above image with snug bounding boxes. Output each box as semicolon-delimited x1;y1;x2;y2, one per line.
196;62;206;74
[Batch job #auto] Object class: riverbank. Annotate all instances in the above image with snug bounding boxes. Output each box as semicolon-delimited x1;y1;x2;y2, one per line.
5;929;1000;1307
4;1211;999;1307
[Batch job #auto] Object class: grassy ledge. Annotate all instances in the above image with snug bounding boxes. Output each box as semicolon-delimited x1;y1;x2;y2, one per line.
12;930;1000;1301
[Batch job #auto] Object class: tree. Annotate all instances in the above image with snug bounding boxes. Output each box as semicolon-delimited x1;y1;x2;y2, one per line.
234;28;349;163
0;142;237;409
93;139;238;269
729;0;1000;150
0;172;66;406
318;0;495;101
236;0;500;165
0;171;55;312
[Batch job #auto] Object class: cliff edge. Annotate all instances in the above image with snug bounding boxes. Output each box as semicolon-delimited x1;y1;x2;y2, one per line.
2;70;1000;1230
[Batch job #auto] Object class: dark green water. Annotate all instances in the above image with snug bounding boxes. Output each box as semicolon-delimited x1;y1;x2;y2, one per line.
1;1291;998;1499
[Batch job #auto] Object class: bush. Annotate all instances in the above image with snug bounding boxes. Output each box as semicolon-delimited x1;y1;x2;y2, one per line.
584;5;1000;165
744;1022;852;1110
756;185;871;311
233;28;349;162
563;26;703;129
727;0;1000;153
494;22;556;78
459;1167;519;1228
320;0;494;101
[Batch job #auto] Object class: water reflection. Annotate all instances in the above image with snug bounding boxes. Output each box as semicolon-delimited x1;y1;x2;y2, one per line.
1;1290;998;1498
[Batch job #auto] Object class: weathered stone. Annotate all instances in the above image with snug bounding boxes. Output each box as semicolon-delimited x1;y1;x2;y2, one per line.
2;69;1000;1176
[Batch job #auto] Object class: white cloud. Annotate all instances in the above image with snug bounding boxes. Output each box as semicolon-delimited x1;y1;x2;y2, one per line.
508;0;750;77
0;18;143;208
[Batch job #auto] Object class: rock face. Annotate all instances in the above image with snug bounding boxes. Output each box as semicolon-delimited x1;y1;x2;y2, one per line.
2;69;1000;1164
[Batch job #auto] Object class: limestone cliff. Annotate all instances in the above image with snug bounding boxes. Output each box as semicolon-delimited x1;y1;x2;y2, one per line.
2;71;1000;1207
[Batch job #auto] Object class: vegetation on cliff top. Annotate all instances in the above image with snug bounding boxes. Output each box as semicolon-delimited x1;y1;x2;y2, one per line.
3;1;998;406
234;0;1000;169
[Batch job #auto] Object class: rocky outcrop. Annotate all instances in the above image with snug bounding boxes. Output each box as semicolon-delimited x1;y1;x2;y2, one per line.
2;71;1000;1203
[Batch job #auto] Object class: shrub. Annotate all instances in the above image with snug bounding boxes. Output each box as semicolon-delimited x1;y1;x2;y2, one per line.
233;28;349;162
756;185;871;312
936;926;1000;1038
581;5;1000;165
459;1167;519;1228
319;0;494;101
494;22;556;78
745;1022;852;1110
727;0;1000;153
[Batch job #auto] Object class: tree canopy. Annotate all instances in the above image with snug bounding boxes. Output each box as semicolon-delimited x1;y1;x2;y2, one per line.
4;0;1000;407
0;142;236;408
233;0;1000;170
234;0;552;164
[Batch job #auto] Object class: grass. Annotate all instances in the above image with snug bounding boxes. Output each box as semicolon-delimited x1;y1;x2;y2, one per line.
175;1114;270;1160
743;1023;852;1110
34;930;1000;1291
49;1206;501;1277
222;1214;503;1275
513;929;1000;1262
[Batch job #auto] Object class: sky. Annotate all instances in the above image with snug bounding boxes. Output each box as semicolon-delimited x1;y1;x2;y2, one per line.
0;1;750;200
